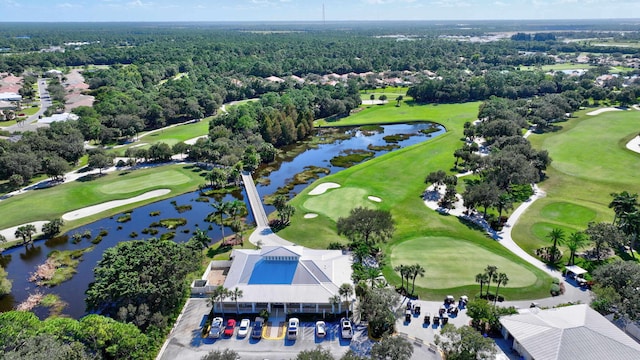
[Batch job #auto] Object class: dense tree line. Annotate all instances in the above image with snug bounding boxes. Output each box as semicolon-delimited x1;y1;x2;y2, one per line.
0;310;155;360
85;237;203;331
408;67;640;105
0;120;84;184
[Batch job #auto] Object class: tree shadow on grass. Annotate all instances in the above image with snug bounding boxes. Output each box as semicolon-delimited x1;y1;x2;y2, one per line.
75;173;106;182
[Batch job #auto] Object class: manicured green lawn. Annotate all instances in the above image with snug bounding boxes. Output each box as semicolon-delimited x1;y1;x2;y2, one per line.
0;164;206;233
99;170;192;194
390;237;538;289
111;119;210;156
513;109;640;260
316;101;480;127
279;101;552;300
302;187;376;221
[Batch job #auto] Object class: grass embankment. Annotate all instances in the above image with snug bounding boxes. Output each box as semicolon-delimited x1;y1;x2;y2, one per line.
513;109;640;264
280;101;552;300
0;164;207;244
110;118;210;156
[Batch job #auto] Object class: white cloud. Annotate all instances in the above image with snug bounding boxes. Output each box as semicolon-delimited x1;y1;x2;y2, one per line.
128;0;153;7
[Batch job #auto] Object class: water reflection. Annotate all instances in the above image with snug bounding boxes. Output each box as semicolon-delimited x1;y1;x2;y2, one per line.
0;122;444;318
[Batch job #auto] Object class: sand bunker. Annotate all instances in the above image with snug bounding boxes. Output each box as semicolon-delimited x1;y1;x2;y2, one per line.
368;196;382;202
309;182;341;195
304;213;319;219
184;135;208;145
587;107;622;116
626;136;640;154
62;189;171;221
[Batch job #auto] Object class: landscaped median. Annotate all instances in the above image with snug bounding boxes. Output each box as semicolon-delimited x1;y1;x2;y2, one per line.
278;101;553;300
0;164;206;246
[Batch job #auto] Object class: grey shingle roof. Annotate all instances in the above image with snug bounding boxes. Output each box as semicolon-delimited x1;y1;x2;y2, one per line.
500;304;640;360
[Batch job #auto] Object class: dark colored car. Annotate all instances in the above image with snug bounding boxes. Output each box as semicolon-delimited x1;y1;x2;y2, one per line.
252;317;265;339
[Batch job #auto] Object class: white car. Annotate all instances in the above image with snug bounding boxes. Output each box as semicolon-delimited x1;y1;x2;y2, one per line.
340;318;353;339
315;321;326;338
238;318;251;337
209;317;223;338
287;317;300;340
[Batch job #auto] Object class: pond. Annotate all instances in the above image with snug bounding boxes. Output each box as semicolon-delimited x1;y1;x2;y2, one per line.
0;122;444;318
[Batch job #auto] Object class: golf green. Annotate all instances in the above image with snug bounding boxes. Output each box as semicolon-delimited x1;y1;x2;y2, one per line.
99;170;191;194
302;187;377;221
390;237;538;289
539;202;597;226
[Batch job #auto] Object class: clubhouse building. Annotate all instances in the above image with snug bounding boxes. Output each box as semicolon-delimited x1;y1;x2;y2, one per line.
499;304;640;360
192;245;353;315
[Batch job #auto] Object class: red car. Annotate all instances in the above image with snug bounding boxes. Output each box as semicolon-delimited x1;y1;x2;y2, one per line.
223;319;236;336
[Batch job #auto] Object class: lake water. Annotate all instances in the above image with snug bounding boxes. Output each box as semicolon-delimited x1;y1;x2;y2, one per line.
0;122;444;318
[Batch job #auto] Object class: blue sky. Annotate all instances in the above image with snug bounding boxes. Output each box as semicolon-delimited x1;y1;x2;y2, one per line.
1;0;639;22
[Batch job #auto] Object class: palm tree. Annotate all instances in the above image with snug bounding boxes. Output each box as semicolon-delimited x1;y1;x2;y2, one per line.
495;192;514;220
547;228;565;263
191;229;210;250
494;273;509;305
475;272;489;297
394;264;406;291
329;294;341;314
228;199;246;222
484;265;498;298
339;283;354;319
230;287;243;314
566;232;588;265
15;224;37;247
208;285;229;316
609;191;638;225
210;200;231;241
410;263;425;295
365;266;381;288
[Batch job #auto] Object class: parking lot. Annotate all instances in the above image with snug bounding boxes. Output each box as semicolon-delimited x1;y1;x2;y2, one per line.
158;298;442;360
158;298;356;360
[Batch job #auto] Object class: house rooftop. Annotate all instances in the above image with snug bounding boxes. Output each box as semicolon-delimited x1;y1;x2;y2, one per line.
500;304;640;360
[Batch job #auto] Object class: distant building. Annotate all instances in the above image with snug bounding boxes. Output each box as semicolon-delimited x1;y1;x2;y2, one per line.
192;245;353;315
499;304;640;360
38;112;79;124
0;92;21;101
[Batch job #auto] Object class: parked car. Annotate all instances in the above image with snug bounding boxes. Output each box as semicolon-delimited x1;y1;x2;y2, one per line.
209;317;223;338
223;319;236;337
315;321;326;338
287;318;300;340
252;317;265;339
238;318;251;337
340;318;353;339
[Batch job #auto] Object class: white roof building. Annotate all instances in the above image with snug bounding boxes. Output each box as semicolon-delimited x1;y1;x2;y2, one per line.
193;245;353;315
0;92;21;101
499;304;640;360
37;112;79;124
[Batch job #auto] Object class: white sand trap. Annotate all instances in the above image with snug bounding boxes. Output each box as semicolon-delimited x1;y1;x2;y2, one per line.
304;213;319;219
587;107;622;116
368;196;382;202
0;221;48;242
62;189;171;221
309;182;340;195
184;135;208;145
626;136;640;154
